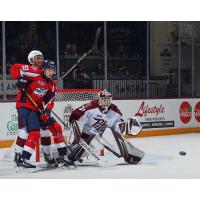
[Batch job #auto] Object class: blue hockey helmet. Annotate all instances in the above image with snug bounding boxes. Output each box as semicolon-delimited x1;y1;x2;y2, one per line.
42;60;56;70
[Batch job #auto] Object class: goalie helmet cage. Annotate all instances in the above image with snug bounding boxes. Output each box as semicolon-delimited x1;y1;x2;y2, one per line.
3;88;101;162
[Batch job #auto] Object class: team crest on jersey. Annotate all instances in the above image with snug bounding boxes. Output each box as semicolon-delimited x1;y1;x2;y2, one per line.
33;88;47;97
92;117;107;133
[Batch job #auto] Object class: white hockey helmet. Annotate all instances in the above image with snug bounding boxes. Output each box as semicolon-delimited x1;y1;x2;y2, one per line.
98;89;112;110
28;50;43;64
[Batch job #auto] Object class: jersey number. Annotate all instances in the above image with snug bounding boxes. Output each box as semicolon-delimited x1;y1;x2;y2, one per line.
79;105;86;112
22;65;29;71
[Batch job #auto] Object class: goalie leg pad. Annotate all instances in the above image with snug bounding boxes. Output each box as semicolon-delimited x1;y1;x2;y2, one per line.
68;133;95;161
112;130;144;164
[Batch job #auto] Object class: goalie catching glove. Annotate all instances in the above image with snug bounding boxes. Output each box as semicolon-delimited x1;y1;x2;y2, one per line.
125;117;142;135
113;117;142;136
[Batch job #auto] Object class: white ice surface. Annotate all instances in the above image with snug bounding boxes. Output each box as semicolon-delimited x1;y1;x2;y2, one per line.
1;133;200;179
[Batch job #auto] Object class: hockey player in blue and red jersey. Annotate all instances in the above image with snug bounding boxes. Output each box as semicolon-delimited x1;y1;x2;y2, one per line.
10;50;44;164
12;59;73;168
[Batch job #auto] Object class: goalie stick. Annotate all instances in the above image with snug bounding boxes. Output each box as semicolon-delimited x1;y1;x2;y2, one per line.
94;136;121;158
78;137;124;167
57;27;101;84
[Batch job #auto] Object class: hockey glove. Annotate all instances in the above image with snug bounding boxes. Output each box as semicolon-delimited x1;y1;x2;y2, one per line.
16;76;28;90
40;109;51;123
126;117;142;135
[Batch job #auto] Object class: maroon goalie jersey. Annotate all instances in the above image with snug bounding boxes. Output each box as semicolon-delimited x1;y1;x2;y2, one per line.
70;100;123;135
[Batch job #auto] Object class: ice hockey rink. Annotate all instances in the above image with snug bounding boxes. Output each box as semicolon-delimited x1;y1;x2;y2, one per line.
0;132;200;179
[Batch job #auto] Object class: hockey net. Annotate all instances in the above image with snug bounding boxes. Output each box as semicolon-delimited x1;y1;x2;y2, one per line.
56;89;100;101
3;88;101;162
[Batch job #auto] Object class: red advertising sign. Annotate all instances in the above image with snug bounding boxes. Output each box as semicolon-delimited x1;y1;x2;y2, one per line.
194;102;200;123
179;101;192;124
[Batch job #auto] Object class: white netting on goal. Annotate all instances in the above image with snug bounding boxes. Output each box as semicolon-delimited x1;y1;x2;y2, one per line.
55;89;100;101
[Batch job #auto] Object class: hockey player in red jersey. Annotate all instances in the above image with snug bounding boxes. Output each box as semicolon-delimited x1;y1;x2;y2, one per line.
14;60;73;168
10;50;44;164
10;50;45;163
69;89;144;164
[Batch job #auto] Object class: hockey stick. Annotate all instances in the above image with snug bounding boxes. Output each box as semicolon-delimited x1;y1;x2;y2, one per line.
77;138;124;167
94;136;121;158
57;27;101;84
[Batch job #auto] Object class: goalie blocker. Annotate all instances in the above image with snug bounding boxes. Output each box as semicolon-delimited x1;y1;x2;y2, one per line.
68;89;144;165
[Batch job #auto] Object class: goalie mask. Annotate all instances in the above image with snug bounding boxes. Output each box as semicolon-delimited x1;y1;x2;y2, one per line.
98;89;112;113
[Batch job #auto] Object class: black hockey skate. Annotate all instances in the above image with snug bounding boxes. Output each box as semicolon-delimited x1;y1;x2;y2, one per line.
43;152;56;165
14;152;24;167
22;159;36;168
56;155;75;169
